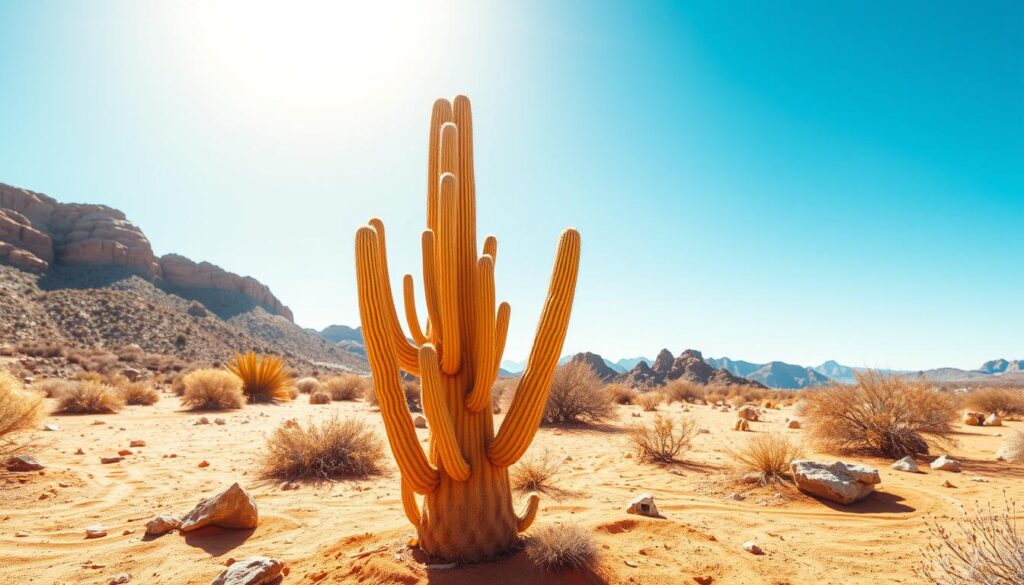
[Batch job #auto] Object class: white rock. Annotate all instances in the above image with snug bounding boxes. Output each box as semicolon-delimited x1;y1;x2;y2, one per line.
625;494;659;517
743;541;763;555
108;572;132;584
983;413;1002;427
891;456;919;473
179;483;258;532
210;556;284;585
790;460;880;504
43;424;59;431
85;524;107;538
144;514;181;536
930;455;961;472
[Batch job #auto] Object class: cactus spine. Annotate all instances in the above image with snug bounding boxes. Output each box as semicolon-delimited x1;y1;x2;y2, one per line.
354;95;581;561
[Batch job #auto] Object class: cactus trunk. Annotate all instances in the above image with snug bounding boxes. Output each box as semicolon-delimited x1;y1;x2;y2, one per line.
354;95;579;562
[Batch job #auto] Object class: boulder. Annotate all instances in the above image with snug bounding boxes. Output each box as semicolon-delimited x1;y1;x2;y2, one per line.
983;413;1002;427
145;514;182;536
179;483;258;532
891;456;920;473
625;494;659;517
786;419;801;429
6;455;44;472
733;419;750;432
930;455;961;472
210;556;284;585
791;460;880;504
962;412;984;426
742;541;764;555
413;415;428;429
736;406;759;421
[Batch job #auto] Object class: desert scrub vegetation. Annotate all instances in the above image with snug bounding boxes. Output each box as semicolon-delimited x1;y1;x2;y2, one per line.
634;391;663;411
227;352;293;403
308;390;331;405
294;376;322;395
510;451;561;498
54;380;124;414
323;373;369;401
628;414;697;463
525;524;599;572
964;387;1024;418
605;383;637;405
542;362;613;425
260;416;385;481
731;433;804;485
1000;430;1024;464
32;378;74;398
491;377;517;413
365;378;421;412
802;370;958;458
0;369;45;455
920;497;1024;584
662;379;704;404
118;382;159;405
180;369;245;411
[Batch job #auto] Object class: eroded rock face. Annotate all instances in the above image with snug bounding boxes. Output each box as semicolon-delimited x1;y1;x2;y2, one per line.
159;255;293;321
791;460;880;504
179;483;258;532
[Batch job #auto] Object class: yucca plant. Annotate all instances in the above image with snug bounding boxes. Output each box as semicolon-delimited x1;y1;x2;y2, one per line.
227;352;293;403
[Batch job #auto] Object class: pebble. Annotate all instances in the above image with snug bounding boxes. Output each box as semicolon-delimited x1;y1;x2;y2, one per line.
129;440;146;448
743;541;764;555
100;456;124;464
85;525;108;539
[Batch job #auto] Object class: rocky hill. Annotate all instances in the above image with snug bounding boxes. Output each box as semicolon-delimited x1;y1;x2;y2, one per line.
568;352;621;381
979;358;1024;375
708;357;830;389
614;349;763;388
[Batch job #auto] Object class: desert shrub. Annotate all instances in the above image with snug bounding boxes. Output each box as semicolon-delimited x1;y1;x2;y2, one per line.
227;352;293;403
964;387;1024;418
921;498;1024;584
119;382;159;406
802;370;958;458
606;383;637;405
75;371;105;384
287;385;299;399
634;392;662;412
542;362;613;425
492;377;518;413
115;344;145;362
54;380;124;414
33;378;74;398
525;524;599;572
0;369;45;454
260;416;385;481
705;392;726;406
309;390;331;405
294;377;322;395
511;451;560;496
731;433;804;485
628;414;697;463
663;379;704;403
323;373;369;401
180;369;245;411
1000;430;1024;464
366;378;421;411
726;395;748;408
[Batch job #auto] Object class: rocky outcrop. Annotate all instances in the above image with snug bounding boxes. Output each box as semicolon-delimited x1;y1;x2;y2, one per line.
616;348;763;388
568;352;620;382
0;182;292;321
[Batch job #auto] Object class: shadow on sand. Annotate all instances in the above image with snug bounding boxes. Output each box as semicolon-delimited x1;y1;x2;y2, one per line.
181;526;257;556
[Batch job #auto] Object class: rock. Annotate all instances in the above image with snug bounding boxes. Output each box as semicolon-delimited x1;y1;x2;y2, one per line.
962;412;985;426
697;428;710;434
930;455;961;472
85;525;108;538
742;541;763;555
117;449;133;456
179;483;258;532
891;456;920;473
6;455;44;472
210;556;284;585
129;440;146;448
733;419;750;432
159;254;293;322
75;448;85;455
309;391;330;405
121;368;143;382
413;415;427;429
983;413;1002;427
198;460;210;468
195;417;210;425
625;494;659;517
100;456;124;464
786;419;801;429
736;406;759;421
187;300;209;318
43;423;59;431
108;572;132;584
791;460;880;504
942;480;955;488
214;418;226;425
144;514;181;536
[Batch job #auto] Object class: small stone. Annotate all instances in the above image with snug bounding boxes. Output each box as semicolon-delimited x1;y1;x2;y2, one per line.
85;525;107;539
195;417;210;425
214;418;226;425
117;449;132;456
5;455;44;472
108;572;131;585
144;514;181;536
15;531;29;537
942;480;955;488
413;415;427;429
129;440;146;448
198;460;210;468
697;428;710;434
100;456;124;464
75;448;85;455
624;559;639;567
930;455;961;472
210;556;283;585
891;456;920;473
179;483;258;532
786;419;801;429
625;494;659;517
727;493;744;501
92;420;105;425
43;423;59;431
983;413;1002;427
742;541;763;555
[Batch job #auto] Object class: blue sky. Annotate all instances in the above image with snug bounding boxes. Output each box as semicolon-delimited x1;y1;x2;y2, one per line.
0;1;1021;370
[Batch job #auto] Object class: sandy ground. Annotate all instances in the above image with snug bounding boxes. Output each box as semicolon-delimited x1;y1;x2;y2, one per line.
1;393;1021;585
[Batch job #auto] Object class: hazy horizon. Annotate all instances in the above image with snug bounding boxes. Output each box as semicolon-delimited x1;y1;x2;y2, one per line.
1;1;1021;371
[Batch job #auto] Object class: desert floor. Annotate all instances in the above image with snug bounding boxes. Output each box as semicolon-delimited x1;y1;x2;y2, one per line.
1;394;1021;585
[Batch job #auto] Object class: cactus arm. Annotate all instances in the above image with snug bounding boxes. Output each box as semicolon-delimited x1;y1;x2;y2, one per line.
368;218;421;376
402;274;428;345
401;478;421;526
356;226;438;493
482;235;497;264
487;229;581;467
419;344;471;481
495;301;511;367
437;173;462;374
421;230;443;345
453;96;479;335
466;256;497;411
427;99;453;233
516;493;540;532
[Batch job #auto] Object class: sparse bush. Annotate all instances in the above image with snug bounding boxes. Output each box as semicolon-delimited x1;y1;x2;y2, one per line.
964;387;1024;419
511;451;560;496
227;352;293;403
0;369;45;455
542;362;613;425
606;383;637;405
525;524;599;572
802;370;958;458
1000;430;1024;464
309;390;331;405
324;374;369;401
119;382;159;406
366;379;421;412
731;433;804;485
634;392;662;412
921;498;1024;584
628;414;697;463
294;377;322;395
705;392;726;406
492;377;517;413
180;369;245;411
33;378;74;398
54;380;124;414
663;379;704;403
260;416;385;481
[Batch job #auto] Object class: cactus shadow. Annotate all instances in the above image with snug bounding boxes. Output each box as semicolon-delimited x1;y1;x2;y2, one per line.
413;547;608;584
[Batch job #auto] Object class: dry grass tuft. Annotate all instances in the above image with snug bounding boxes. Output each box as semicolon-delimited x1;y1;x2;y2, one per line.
731;433;804;485
920;497;1024;584
309;390;331;405
964;387;1024;419
33;378;74;398
119;382;159;406
1000;430;1024;464
294;377;322;395
227;352;293;404
525;524;600;572
260;416;385;481
0;369;45;455
634;392;663;412
605;383;637;405
180;369;245;411
802;370;958;458
511;451;563;498
628;414;697;463
54;380;124;414
324;374;369;401
663;379;705;404
542;362;613;425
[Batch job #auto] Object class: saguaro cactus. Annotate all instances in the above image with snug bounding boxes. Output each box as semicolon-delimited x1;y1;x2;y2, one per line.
354;95;581;561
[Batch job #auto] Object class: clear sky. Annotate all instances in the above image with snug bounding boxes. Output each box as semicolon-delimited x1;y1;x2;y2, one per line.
1;1;1021;371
